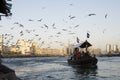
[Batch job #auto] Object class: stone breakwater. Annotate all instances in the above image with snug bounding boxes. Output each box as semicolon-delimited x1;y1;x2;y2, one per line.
0;63;20;80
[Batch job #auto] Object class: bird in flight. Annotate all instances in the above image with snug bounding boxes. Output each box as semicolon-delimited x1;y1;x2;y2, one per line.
37;18;43;22
44;24;48;29
105;14;107;19
88;13;96;16
69;15;76;20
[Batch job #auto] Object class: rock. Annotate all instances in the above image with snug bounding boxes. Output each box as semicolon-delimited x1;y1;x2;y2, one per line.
0;64;19;80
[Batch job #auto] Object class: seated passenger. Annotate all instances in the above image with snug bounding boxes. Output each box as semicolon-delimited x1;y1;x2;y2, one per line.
76;53;81;60
84;51;91;58
73;48;80;60
0;53;2;64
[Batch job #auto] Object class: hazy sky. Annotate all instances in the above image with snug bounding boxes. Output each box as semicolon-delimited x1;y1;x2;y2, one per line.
0;0;120;50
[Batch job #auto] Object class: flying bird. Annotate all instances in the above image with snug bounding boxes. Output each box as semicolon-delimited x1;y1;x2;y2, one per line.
105;14;107;18
69;15;76;20
19;24;24;28
52;23;55;27
62;29;67;31
37;18;43;22
74;25;79;28
52;23;56;29
10;27;14;30
35;34;39;36
88;13;96;16
28;19;34;21
38;38;41;41
19;31;23;36
13;22;19;24
44;24;48;29
102;29;106;34
57;32;61;34
69;4;73;6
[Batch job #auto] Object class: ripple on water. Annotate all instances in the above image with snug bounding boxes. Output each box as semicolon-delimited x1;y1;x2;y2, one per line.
2;57;120;80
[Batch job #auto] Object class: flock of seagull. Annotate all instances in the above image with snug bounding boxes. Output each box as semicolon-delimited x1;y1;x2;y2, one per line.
0;2;108;48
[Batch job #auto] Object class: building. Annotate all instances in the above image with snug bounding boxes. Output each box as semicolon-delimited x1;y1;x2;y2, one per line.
92;48;101;55
113;44;118;52
60;47;68;56
9;45;17;52
67;44;74;55
106;44;111;53
16;39;32;55
0;36;3;54
106;44;119;53
32;42;41;55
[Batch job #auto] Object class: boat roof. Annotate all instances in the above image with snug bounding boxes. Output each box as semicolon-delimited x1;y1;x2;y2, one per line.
73;40;92;48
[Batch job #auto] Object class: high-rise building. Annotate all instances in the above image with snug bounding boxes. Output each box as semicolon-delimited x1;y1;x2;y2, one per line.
0;35;3;54
67;44;74;55
113;44;118;52
106;44;111;53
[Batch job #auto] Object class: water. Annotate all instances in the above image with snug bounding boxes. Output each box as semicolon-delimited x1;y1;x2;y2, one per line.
1;57;120;80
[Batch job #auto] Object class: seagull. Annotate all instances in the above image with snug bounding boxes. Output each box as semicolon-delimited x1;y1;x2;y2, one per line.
69;15;76;20
28;19;34;21
69;32;75;35
40;41;45;47
40;26;44;28
88;13;96;16
10;27;14;30
19;31;23;36
69;3;73;6
38;38;41;41
52;23;56;29
44;24;48;29
37;18;43;22
57;32;61;34
105;14;107;19
19;24;24;28
25;29;31;33
102;29;106;34
13;22;19;24
62;29;67;31
52;23;55;27
74;25;79;28
35;34;39;36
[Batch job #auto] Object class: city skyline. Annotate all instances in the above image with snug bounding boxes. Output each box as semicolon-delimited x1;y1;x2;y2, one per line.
0;0;120;51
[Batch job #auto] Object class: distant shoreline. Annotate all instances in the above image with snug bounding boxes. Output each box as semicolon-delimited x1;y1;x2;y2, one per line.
98;53;120;57
1;54;65;58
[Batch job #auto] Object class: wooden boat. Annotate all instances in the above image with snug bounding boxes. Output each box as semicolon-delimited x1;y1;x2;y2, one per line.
67;56;98;67
67;40;98;68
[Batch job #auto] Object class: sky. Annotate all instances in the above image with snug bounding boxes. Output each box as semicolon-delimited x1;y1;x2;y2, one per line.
0;0;120;51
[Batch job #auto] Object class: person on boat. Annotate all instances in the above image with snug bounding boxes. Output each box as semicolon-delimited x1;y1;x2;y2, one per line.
0;53;2;64
76;52;81;60
81;51;85;57
92;54;96;58
84;51;91;58
0;57;1;64
73;48;81;60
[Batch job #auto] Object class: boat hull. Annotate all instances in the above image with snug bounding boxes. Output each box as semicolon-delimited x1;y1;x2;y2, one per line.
67;57;98;67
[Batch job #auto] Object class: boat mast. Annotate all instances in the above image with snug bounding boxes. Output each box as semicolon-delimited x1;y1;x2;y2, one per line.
86;32;90;52
1;34;4;55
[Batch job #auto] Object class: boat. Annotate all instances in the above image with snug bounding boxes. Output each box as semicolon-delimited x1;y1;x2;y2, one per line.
67;56;98;68
67;40;98;68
